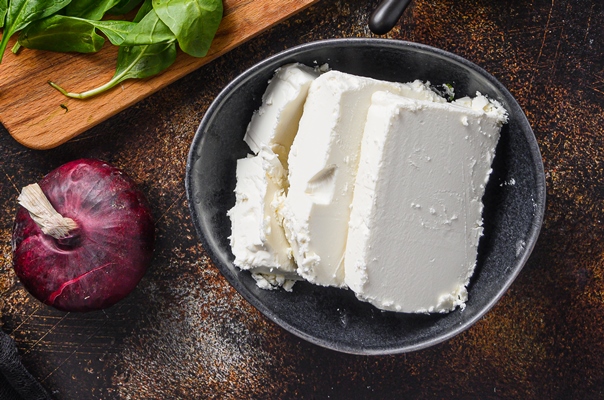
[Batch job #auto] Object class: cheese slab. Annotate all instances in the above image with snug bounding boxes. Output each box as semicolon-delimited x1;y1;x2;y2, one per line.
344;90;507;313
281;70;446;287
227;148;297;279
243;63;320;169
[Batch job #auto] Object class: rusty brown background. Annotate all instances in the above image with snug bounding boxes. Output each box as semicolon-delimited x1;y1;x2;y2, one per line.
1;0;603;398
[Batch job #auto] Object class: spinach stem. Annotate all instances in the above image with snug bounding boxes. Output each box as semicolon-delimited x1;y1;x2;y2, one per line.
49;79;120;99
0;29;13;63
48;44;149;99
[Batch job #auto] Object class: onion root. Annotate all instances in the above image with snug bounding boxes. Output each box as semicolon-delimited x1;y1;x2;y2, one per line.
18;183;78;240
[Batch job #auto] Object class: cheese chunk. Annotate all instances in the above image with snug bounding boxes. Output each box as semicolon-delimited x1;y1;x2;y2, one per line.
345;91;507;313
227;148;297;278
282;70;446;287
243;63;320;168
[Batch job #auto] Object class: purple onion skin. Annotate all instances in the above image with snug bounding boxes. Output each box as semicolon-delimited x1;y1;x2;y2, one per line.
12;159;155;312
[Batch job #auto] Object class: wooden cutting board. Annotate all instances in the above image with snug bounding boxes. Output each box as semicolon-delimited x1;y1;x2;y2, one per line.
0;0;319;150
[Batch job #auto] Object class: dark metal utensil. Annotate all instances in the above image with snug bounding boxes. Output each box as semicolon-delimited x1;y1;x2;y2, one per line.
369;0;413;35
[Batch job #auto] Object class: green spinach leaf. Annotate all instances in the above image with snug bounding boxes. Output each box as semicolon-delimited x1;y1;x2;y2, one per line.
64;0;121;20
152;0;222;57
133;0;152;22
81;18;135;45
8;0;224;100
0;0;8;28
18;14;104;52
49;40;176;99
20;9;174;51
0;0;72;62
92;9;173;46
107;0;142;15
114;40;176;81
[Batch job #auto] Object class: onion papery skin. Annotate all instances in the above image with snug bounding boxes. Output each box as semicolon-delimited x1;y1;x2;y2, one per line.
12;159;155;312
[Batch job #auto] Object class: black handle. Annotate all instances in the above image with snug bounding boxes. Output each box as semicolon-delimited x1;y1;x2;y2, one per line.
369;0;413;35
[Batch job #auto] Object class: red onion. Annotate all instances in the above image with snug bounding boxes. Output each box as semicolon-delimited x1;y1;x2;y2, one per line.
12;159;154;312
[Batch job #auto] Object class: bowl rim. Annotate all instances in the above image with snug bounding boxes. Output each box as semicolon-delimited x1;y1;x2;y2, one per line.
185;38;547;355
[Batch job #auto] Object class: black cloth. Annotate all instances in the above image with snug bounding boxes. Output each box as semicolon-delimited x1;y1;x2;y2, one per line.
0;330;51;400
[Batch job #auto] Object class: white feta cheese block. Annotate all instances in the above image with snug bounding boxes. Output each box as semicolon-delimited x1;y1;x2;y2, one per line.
227;147;298;279
345;91;507;313
282;70;447;288
243;63;320;169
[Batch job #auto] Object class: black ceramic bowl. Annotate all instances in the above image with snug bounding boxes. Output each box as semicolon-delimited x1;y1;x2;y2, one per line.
185;39;546;355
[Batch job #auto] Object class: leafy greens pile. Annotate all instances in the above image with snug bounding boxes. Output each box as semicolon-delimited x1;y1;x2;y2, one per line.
0;0;223;99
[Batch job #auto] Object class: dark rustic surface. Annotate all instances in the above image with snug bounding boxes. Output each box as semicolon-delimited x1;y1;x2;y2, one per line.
1;0;603;398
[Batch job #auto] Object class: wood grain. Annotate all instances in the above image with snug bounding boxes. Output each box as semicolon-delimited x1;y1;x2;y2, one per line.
0;0;319;150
